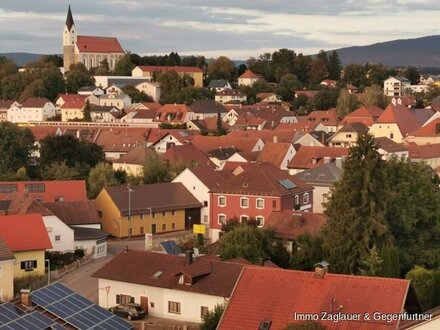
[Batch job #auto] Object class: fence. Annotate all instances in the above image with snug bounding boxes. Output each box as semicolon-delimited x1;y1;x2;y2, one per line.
49;253;93;280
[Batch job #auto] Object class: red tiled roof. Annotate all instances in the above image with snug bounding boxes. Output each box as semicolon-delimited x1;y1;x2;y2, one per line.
27;126;60;141
304;109;340;126
273;121;320;133
409;118;440;137
160;144;215;168
43;201;101;226
256;92;276;100
227;130;296;143
219;267;410;330
375;104;421;136
137;66;202;73
0;214;52;252
264;211;326;240
187;166;229;189
239;69;260;79
155;104;191;123
288;146;349;170
190;135;261;153
0;100;15;109
216;89;246;97
76;35;124;53
94;128;149;152
406;143;440;159
0;238;14;261
141;102;162;111
58;94;86;109
256;142;293;167
320;79;337;86
22;98;51;108
210;163;312;196
340;106;383;127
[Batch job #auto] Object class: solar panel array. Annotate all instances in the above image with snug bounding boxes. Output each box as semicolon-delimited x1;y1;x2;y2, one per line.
0;303;60;329
278;179;297;190
31;283;133;330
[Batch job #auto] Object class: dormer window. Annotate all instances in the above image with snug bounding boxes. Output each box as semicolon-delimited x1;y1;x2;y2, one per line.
178;274;192;285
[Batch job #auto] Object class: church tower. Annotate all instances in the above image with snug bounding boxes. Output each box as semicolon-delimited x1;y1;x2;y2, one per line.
63;5;77;72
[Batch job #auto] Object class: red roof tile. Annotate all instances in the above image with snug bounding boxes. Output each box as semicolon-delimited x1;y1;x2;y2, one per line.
190;135;261;153
375;104;421;136
409;118;440;137
76;35;124;53
160;144;215;168
22;98;51;108
340;106;383;127
188;166;229;189
155;104;191;123
239;69;260;79
43;201;100;226
288;146;349;170
137;66;202;74
219;267;410;330
227;130;296;143
304;109;340;126
256;142;293;167
0;214;52;252
406;143;440;159
58;94;86;109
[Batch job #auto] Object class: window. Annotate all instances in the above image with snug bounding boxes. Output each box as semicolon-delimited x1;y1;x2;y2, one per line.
390;133;394;139
21;260;37;271
203;201;208;207
201;306;209;318
24;183;45;193
116;294;134;304
240;215;248;222
272;200;277;209
303;193;309;204
240;197;249;208
218;214;226;225
0;184;17;194
140;214;144;220
168;301;181;314
172;223;176;230
346;134;352;138
203;215;208;223
256;198;264;209
295;195;299;205
218;196;226;207
172;210;175;216
55;235;60;242
152;212;156;218
256;216;264;226
140;227;144;234
162;224;166;231
98;211;103;218
162;211;166;217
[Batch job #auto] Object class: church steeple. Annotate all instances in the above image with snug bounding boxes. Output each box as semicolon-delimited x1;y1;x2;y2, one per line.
66;5;75;31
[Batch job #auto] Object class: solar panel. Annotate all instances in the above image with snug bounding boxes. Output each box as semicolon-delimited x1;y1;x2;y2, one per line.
0;306;62;330
0;303;23;323
278;179;297;189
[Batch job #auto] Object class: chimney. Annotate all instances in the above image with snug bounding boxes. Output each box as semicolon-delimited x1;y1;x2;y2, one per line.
335;156;345;169
314;261;330;279
323;156;331;164
273;135;278;143
185;250;194;265
21;289;32;308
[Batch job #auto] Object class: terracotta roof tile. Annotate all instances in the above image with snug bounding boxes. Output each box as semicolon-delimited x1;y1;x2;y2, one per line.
0;214;52;252
227;130;296;143
340;106;383;127
137;66;202;73
410;118;440;137
43;201;101;226
21;97;51;108
188;166;229;189
239;69;260;79
155;104;191;123
216;89;246;97
76;35;124;53
189;100;227;114
190;135;261;153
406;143;440;159
304;109;340;126
374;137;408;153
375;104;421;136
0;238;14;261
288;146;348;170
219;267;411;330
57;94;86;109
256;142;293;167
160;144;215;168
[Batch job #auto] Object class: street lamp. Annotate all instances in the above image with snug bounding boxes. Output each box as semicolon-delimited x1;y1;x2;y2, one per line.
45;259;50;285
127;185;134;240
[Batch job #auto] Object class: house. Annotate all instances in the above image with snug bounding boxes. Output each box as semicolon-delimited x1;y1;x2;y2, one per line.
189;100;228;120
384;76;411;96
0;180;87;202
293;130;328;147
186;117;230;135
320;79;337;87
256;92;281;103
302;109;340;133
218;267;419;330
215;89;247;104
208;79;232;92
0;238;15;301
63;6;125;72
264;211;326;251
95;183;202;238
369;103;421;143
238;69;261;86
7;98;56;123
155;104;192;124
287;146;348;175
339;105;383;127
77;86;104;96
404;118;440;145
0;100;18;121
105;84;124;95
374;137;408;160
112;147;152;177
90;104;122;122
57;94;86;121
93;76;152;89
94;127;149;159
294;162;343;213
210;163;314;241
135;81;161;102
160;144;215;170
328;122;370;147
173;166;228;237
406;143;440;169
207;148;250;168
151;130;192;154
0;214;52;278
132;65;204;88
256;142;296;170
190;135;264;154
121;109;157;124
0;283;133;329
99;93;132;110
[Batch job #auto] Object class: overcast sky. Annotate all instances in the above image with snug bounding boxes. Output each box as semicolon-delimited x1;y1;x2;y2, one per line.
0;0;438;59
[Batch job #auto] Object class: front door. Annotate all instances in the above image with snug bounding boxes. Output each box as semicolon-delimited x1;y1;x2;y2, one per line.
140;296;148;314
151;224;157;235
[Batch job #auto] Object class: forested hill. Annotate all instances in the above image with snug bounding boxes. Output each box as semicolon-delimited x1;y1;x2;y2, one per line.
330;35;440;68
0;53;47;66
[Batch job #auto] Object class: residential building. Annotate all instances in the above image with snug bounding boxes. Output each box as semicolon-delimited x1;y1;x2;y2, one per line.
190;135;264;154
155;104;192;124
287;146;348;175
7;98;56;123
93;250;245;323
339;105;383;127
57;94;86;122
77;86;104;96
63;5;125;72
135;81;161;102
208;79;232;92
95;183;202;238
405;118;440;145
132;65;203;88
328;122;370;147
93;76;152;89
0;238;14;302
215;89;247;104
186;117;230;135
160;144;215;170
94;127;149;159
238;69;261;86
210;163;314;241
151;131;192;154
90;104;122;122
406;143;440;169
189;100;228;120
0;214;52;278
99;94;131;110
374;137;408;160
256;142;296;170
302;109;340;133
256;92;281;103
384;76;411;96
112;147;152;177
218;267;419;330
0;101;18;121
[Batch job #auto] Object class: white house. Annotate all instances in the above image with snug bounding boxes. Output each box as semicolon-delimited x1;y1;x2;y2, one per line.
135;81;161;102
238;69;261;87
77;86;104;96
384;76;411;97
7;98;56;123
93;250;245;323
99;94;132;110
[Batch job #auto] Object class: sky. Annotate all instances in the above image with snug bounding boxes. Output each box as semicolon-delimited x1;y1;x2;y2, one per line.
0;0;439;59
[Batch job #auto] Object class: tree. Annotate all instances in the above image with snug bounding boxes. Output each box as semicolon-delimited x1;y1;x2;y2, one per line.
94;59;110;75
368;64;395;86
362;84;388;109
83;100;92;121
290;233;324;271
201;304;225;330
113;54;134;76
343;64;367;88
308;58;328;85
87;162;118;198
379;242;400;278
293;53;311;85
276;74;301;102
403;66;420;85
307;88;339;111
182;55;206;69
121;85;153;103
327;51;342;80
272;48;296;82
66;64;94;93
143;151;170;184
321;133;390;274
284;321;327;330
336;88;359;116
358;245;383;276
406;266;437;311
0;122;34;174
207;56;235;81
41;161;80;180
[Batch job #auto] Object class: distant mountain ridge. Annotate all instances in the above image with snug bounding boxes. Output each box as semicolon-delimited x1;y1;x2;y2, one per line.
0;52;48;66
329;35;440;68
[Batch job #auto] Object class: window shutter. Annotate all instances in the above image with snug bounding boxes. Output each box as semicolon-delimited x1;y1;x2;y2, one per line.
33;260;37;268
20;261;26;269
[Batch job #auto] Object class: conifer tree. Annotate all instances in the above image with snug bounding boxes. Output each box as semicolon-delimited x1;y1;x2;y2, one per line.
321;133;390;274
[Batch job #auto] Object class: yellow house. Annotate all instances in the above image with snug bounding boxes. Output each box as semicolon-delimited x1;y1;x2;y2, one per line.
328;122;369;147
132;65;204;88
0;214;52;279
95;183;202;238
0;238;15;301
112;147;155;177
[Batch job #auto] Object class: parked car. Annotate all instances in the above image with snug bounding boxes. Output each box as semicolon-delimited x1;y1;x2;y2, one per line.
109;303;146;320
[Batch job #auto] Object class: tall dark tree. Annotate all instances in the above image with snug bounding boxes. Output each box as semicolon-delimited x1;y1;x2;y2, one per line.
113;54;134;76
308;58;328;84
402;66;421;85
83;99;92;121
321;133;390;274
272;48;296;82
122;85;153;103
66;63;94;93
293;53;311;85
343;64;367;88
336;88;359;116
327;51;342;80
362;84;389;109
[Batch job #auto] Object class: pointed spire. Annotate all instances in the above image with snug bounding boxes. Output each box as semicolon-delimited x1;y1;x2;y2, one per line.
66;5;75;31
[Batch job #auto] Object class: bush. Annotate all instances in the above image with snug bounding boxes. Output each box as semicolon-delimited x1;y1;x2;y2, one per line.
74;249;85;259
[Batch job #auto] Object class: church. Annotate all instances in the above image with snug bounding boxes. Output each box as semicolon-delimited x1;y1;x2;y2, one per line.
63;5;125;72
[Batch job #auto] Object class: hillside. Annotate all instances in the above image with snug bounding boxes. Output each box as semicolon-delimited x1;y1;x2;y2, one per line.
331;35;440;68
0;52;47;66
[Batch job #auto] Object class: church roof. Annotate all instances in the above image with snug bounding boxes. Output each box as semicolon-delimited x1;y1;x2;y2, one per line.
66;5;75;31
76;35;124;54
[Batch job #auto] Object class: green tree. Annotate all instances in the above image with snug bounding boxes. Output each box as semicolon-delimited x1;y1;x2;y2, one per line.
293;53;311;85
368;64;395;86
308;58;328;84
321;133;390;274
403;66;420;85
272;48;296;82
113;54;134;76
182;55;206;69
343;64;367;88
276;73;301;102
66;63;94;93
207;56;235;81
379;242;401;278
307;88;339;111
358;245;383;276
87;162;118;198
42;161;80;180
0;122;34;174
290;233;324;271
327;51;342;80
200;303;225;330
122;85;153;103
143;151;170;184
83;100;92;121
362;84;388;109
336;88;359;116
94;59;110;75
406;266;436;311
